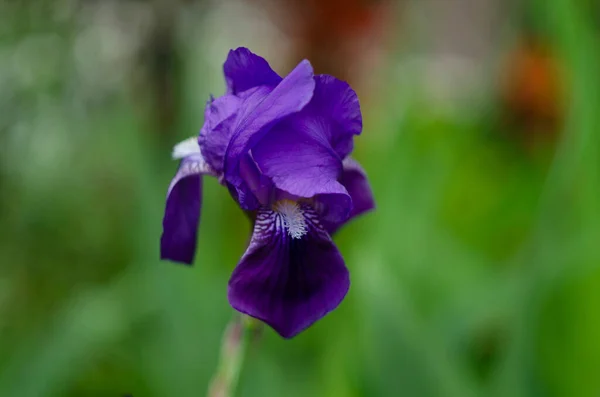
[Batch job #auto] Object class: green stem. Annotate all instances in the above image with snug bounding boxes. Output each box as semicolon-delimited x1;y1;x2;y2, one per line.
207;315;254;397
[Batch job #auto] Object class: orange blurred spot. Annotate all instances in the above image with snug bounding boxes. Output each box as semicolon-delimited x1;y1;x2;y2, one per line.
501;36;564;149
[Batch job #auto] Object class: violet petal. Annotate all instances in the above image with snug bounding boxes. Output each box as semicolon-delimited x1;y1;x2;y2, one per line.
228;205;350;338
252;117;352;223
239;154;275;205
199;94;242;174
321;157;375;235
160;153;211;264
304;75;362;159
224;60;315;209
223;47;282;94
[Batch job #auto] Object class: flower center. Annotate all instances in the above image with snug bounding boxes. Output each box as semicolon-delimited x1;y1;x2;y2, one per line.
273;200;307;239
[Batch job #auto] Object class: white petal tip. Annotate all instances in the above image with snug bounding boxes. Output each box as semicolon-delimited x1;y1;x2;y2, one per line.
172;137;201;160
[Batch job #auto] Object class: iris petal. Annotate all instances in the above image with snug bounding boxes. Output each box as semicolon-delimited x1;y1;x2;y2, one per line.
305;75;362;159
238;154;275;205
199;94;242;173
223;47;282;94
224;60;315;209
228;205;350;338
200;87;276;175
252;118;352;223
160;152;212;264
321;157;375;235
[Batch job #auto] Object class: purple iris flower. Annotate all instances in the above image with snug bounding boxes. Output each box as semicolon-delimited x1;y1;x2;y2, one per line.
160;48;375;338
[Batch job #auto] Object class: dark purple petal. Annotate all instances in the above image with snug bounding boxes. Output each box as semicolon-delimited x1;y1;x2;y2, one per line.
228;205;350;338
239;154;275;205
322;158;375;235
341;158;375;217
304;75;362;159
312;193;352;226
223;47;282;95
224;60;315;209
252;118;352;222
160;153;211;264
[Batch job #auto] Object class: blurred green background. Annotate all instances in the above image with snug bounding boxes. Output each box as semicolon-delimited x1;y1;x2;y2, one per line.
1;0;599;396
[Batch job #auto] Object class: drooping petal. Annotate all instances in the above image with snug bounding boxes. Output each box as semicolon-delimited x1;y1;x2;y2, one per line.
321;157;375;235
228;205;350;338
304;75;362;159
223;47;282;95
252;117;352;223
224;60;316;209
161;151;213;265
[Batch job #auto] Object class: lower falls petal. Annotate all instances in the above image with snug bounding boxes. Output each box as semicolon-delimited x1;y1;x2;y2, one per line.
227;204;349;338
160;153;210;265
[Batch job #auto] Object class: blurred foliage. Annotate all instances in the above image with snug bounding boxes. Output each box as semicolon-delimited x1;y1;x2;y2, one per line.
0;0;599;397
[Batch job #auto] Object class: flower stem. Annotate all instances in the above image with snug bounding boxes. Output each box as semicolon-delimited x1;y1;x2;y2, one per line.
207;315;255;397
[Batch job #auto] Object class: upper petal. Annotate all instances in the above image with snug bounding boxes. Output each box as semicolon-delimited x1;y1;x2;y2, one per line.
252;117;352;222
160;148;212;265
304;75;362;159
321;157;375;235
223;47;282;95
228;205;350;338
198;94;242;174
224;60;316;209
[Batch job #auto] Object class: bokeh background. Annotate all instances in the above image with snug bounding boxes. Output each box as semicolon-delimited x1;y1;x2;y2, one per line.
1;0;599;396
